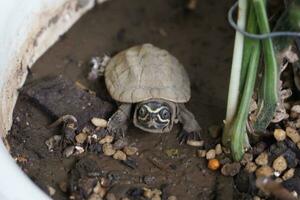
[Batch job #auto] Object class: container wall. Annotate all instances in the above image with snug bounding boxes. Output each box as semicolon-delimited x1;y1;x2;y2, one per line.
0;0;95;199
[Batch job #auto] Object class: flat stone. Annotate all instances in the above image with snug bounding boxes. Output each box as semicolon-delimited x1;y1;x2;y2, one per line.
21;76;114;129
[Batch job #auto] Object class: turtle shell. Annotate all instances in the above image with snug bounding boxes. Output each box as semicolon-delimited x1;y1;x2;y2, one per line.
104;43;191;103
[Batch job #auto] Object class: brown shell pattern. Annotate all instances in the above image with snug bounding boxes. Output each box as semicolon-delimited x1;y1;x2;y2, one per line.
105;43;191;103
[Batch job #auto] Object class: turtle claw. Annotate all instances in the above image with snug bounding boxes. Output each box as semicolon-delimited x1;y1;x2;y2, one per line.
177;130;201;145
107;122;127;139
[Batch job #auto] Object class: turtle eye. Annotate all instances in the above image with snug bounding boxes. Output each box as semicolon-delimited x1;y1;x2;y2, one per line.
138;106;147;117
160;108;170;120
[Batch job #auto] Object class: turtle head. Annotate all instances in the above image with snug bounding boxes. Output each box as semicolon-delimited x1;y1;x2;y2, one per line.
133;99;176;133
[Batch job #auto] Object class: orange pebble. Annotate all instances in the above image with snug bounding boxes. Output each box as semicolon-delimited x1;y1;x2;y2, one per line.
208;159;220;171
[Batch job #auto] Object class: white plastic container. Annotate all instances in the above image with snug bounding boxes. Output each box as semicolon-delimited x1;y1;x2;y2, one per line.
0;0;96;199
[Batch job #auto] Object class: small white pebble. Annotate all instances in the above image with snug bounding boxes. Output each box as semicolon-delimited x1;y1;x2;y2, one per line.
93;182;106;198
274;171;281;177
292;191;298;198
215;144;222;155
253;196;261;200
206;149;216;160
197;150;206;158
186;140;204;147
63;146;75;158
91;117;107;128
167;196;177;200
297;142;300;150
47;186;56;196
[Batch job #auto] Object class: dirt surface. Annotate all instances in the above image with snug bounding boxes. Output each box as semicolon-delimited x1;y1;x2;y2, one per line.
7;0;235;199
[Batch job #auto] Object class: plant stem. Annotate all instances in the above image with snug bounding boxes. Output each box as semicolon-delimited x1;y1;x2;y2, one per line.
252;0;279;132
230;3;260;161
223;0;248;146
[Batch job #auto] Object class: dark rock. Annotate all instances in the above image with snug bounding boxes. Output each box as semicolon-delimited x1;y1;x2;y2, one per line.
268;142;287;162
234;170;256;194
113;138;129;150
121;158;138;169
252;142;268;156
21;76;114;129
127;187;144;198
283;149;298;168
143;175;156;185
77;177;97;198
283;177;300;194
88;143;102;153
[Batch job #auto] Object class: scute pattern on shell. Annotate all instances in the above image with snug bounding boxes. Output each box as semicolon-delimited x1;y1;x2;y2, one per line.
105;44;191;103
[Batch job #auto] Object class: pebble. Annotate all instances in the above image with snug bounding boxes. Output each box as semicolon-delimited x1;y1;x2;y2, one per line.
91;117;108;128
197;150;206;158
93;182;107;198
103;143;116;156
255;152;268;166
143;175;156;185
99;135;114;144
151;196;161;200
123;146;138;156
113;150;127;161
45;135;62;151
74;146;85;155
167;196;177;200
297;142;300;149
75;132;87;144
273;129;286;141
88;193;103;200
143;188;154;199
47;186;56;196
105;193;116;200
186;140;204;147
253;196;261;200
113;138;128;150
221;162;241;176
244;162;257;173
63;146;75;158
206;149;216;160
100;177;110;187
240;153;253;165
215;144;222;155
272;156;287;172
291;105;300;118
282;168;295;180
255;166;273;177
286;127;300;143
59;181;67;193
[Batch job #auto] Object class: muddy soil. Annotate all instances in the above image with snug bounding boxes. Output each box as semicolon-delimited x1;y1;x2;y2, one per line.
7;0;235;199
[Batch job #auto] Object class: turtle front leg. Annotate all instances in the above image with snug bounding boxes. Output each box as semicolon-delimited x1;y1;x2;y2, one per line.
107;103;132;138
177;104;202;144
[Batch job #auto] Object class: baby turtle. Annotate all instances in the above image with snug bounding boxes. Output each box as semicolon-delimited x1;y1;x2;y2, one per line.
103;44;201;143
